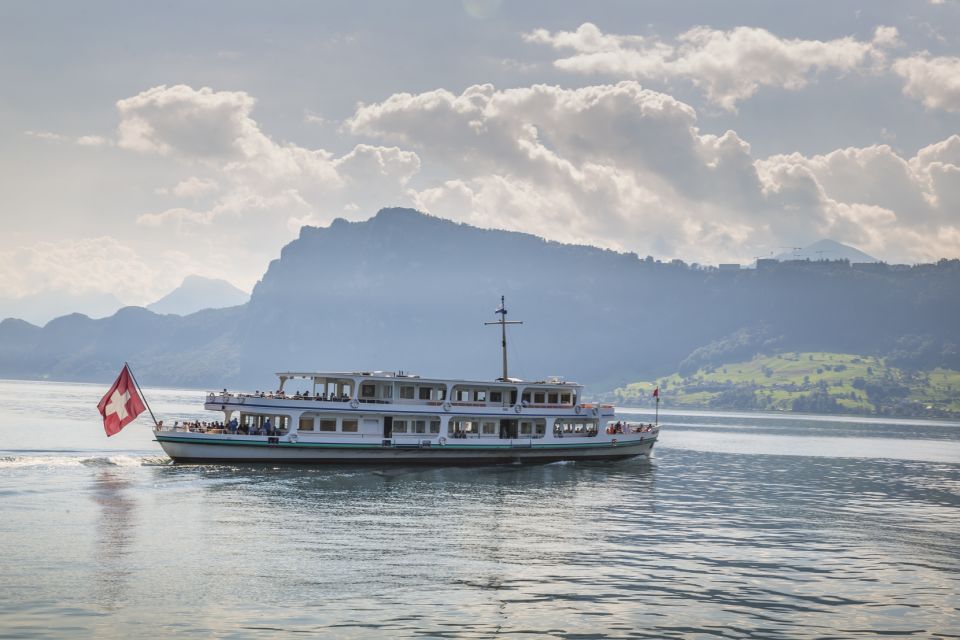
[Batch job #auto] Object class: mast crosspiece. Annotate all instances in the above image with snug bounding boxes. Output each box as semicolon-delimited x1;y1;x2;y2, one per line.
484;295;523;381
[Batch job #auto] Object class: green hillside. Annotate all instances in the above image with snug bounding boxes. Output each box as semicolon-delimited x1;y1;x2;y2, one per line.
608;352;960;418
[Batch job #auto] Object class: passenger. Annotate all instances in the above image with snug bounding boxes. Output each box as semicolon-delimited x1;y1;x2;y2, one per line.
262;417;271;436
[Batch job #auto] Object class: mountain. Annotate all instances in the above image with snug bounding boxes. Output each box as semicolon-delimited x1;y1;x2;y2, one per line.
0;208;957;396
0;290;124;326
147;275;249;316
774;239;878;263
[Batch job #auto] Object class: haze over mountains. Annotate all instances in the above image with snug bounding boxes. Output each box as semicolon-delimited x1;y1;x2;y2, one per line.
0;275;249;326
147;276;249;316
773;239;878;263
0;290;124;327
0;208;957;395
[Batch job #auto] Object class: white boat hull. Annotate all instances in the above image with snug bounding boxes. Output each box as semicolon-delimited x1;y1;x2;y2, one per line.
155;433;656;464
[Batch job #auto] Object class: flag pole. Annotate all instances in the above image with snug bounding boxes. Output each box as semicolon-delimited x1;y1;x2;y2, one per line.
654;386;660;426
125;361;159;428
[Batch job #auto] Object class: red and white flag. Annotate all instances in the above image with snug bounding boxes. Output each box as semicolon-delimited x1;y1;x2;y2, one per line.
97;364;146;437
652;387;660;399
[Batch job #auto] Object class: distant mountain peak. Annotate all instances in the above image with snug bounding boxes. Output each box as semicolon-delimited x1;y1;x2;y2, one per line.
775;239;878;263
147;275;249;316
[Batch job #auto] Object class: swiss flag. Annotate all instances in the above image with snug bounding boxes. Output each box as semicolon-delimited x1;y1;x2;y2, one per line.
97;364;147;436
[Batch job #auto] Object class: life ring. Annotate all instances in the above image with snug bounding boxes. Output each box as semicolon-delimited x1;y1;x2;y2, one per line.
574;405;582;415
611;438;618;445
439;437;447;446
443;402;452;412
514;404;522;414
289;433;298;443
350;399;359;409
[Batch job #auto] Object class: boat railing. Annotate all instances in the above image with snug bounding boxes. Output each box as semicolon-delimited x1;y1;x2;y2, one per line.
156;422;290;436
445;432;546;440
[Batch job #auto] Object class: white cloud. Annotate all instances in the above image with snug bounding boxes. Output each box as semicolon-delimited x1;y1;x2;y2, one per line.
171;176;219;198
75;135;108;146
116;85;421;231
525;23;899;110
350;82;960;263
24;130;67;142
25;130;111;146
892;54;960;111
116;84;268;157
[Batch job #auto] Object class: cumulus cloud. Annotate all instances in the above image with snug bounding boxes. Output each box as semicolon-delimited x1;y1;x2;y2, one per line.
116;85;420;230
350;82;960;264
892;54;960;111
525;23;899;110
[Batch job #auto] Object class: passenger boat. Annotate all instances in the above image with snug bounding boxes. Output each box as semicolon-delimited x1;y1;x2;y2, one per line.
153;299;659;464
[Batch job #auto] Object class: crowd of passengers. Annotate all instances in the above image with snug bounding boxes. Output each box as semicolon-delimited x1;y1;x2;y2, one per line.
608;421;657;434
168;417;282;436
217;389;352;401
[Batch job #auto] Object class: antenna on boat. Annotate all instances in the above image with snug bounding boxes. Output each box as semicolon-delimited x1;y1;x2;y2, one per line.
484;295;523;381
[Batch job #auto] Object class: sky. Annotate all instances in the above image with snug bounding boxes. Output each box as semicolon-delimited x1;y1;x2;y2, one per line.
1;0;959;319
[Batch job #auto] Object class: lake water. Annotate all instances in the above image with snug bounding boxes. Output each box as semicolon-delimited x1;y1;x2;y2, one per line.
1;379;958;638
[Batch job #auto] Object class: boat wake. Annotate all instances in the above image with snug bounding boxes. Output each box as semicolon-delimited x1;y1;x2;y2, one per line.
0;453;169;469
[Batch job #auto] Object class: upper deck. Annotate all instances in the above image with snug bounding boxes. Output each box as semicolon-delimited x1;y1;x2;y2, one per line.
208;370;598;415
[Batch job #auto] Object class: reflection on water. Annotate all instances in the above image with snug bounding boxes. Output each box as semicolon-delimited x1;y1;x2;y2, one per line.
0;380;958;637
91;470;136;612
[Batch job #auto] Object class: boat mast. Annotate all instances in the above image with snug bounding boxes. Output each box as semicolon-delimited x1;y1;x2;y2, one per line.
484;295;523;381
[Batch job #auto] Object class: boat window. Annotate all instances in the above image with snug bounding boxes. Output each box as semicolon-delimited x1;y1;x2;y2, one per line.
482;421;496;435
400;386;414;400
548;392;558;404
381;385;393;399
490;391;502;403
319;419;337;432
299;417;314;431
520;421;532;435
413;420;426;434
419;387;432;401
438;388;447;401
430;420;440;434
554;420;598;434
342;419;358;433
394;419;408;434
475;390;487;402
560;393;571;404
521;392;531;403
361;384;375;398
456;389;470;402
534;392;545;404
